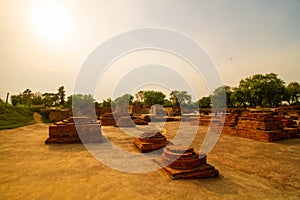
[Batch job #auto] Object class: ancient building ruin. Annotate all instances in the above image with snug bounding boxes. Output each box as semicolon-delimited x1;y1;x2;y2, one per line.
45;117;102;144
154;145;219;179
134;131;170;153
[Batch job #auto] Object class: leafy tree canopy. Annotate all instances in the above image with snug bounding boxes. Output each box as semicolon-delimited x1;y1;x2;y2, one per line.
170;90;192;106
113;94;134;106
65;94;95;108
198;96;211;108
143;90;166;106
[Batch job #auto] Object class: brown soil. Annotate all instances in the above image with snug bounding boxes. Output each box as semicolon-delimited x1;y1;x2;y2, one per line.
0;122;299;199
33;112;42;123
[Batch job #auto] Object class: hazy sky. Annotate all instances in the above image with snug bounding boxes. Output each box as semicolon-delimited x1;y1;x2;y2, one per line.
1;0;300;101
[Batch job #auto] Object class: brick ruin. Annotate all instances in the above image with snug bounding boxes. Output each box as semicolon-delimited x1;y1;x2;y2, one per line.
100;113;117;126
45;117;102;144
100;113;148;126
134;131;170;153
236;111;299;142
132;118;148;125
191;109;300;142
154;145;219;179
116;116;136;127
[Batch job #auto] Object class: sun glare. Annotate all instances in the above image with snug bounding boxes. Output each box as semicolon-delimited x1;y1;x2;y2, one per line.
29;3;71;41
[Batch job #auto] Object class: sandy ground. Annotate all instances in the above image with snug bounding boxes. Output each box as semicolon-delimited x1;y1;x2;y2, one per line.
0;122;300;200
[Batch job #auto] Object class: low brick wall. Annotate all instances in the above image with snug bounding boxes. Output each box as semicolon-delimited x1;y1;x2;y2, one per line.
46;123;102;144
45;117;102;144
190;111;300;142
48;109;71;122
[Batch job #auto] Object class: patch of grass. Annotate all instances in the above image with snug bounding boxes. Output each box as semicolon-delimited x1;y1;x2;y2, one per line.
0;106;36;129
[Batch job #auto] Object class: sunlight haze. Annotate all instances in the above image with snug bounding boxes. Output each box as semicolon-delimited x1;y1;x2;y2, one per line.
1;0;300;101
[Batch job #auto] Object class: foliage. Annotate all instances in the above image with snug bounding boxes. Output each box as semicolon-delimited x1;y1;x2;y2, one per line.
57;86;66;106
10;89;35;107
22;89;33;107
211;85;232;108
0;99;5;106
143;90;166;106
10;86;66;108
134;91;145;102
198;96;211;108
170;90;192;106
0;106;35;129
183;101;199;109
237;73;285;107
285;82;300;105
6;73;300;111
10;95;21;106
163;99;173;107
42;93;59;107
231;87;247;108
113;94;133;106
31;92;43;106
65;94;95;108
95;98;112;108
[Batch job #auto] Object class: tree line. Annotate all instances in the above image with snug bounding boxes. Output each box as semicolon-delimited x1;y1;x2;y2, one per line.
7;73;300;109
10;86;66;108
8;87;196;109
199;73;300;108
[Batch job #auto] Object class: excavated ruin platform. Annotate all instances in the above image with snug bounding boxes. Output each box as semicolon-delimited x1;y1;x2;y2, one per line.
100;113;116;126
154;145;219;179
134;131;170;153
116;116;136;127
45;117;102;144
191;111;300;142
236;112;299;142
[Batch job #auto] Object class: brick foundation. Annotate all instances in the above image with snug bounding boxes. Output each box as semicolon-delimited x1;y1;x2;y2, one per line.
45;117;102;144
154;145;219;179
134;132;170;153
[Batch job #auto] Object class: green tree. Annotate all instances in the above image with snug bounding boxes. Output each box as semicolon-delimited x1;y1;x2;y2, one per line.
100;98;112;107
163;99;173;107
143;90;166;106
231;87;247;108
32;92;43;106
114;94;134;106
262;73;285;107
285;82;300;105
57;86;66;106
198;96;211;108
65;94;95;108
65;95;73;108
211;85;232;108
170;90;192;106
42;93;59;108
22;89;33;107
10;95;21;106
237;73;285;107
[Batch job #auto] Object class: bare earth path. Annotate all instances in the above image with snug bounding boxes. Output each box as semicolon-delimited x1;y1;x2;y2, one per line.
0;122;299;199
33;112;42;123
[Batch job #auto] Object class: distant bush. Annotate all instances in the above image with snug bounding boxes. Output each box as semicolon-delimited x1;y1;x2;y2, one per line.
38;109;52;123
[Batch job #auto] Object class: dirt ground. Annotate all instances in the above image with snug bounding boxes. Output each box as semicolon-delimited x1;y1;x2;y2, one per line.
0;122;300;200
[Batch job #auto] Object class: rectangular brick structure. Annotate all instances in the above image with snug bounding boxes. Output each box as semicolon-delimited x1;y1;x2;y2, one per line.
45;117;102;144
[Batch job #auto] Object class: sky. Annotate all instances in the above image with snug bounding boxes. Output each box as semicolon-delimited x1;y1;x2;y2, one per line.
1;0;300;102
